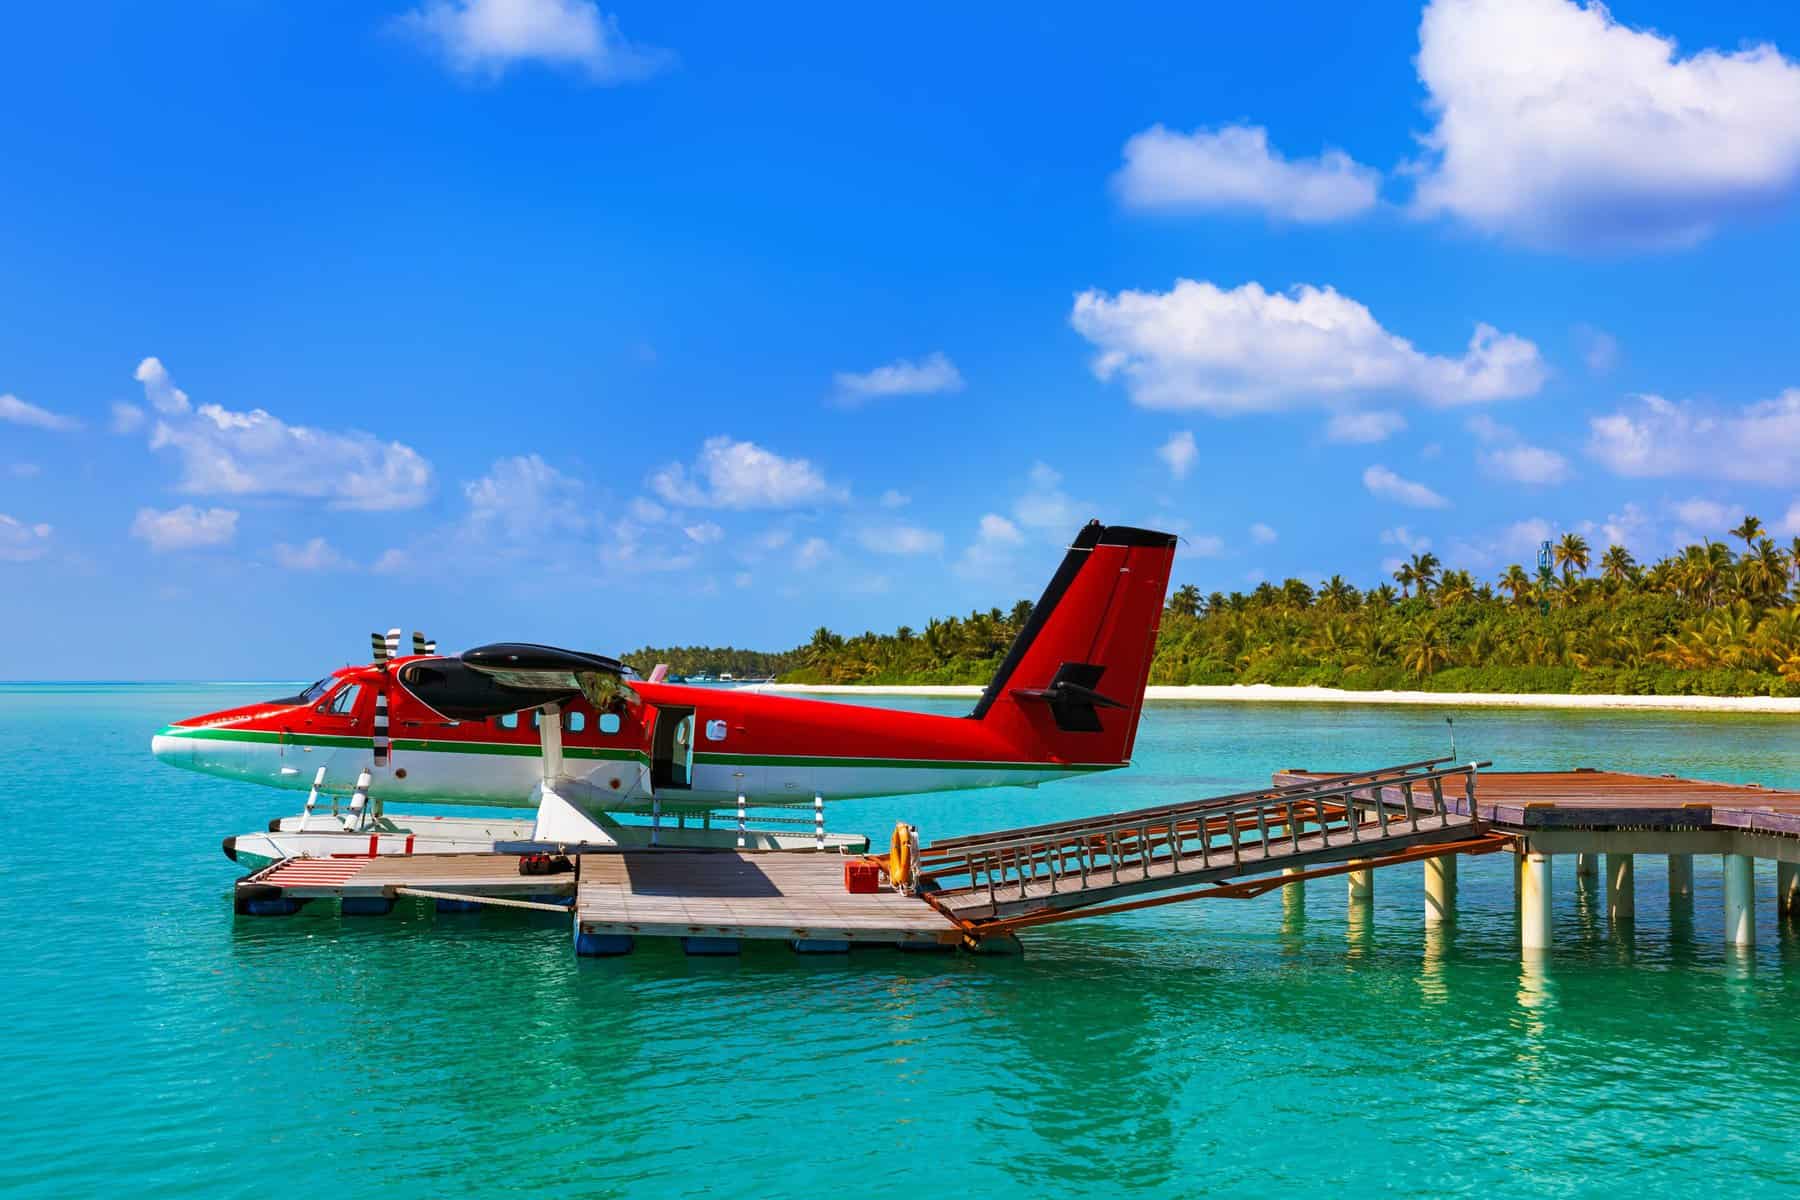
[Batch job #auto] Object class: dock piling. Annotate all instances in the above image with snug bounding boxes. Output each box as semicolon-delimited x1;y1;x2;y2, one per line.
1606;853;1635;928
1520;851;1552;952
1668;854;1694;899
1576;852;1599;883
1777;862;1799;920
1724;855;1756;947
1424;855;1456;926
1347;861;1373;902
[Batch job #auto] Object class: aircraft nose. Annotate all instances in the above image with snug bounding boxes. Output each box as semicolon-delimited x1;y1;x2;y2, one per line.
151;728;193;768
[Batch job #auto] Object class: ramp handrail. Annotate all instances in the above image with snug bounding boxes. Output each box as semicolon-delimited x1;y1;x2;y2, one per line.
917;760;1485;913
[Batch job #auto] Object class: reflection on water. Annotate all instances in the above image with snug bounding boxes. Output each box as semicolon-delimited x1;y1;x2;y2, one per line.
6;687;1800;1199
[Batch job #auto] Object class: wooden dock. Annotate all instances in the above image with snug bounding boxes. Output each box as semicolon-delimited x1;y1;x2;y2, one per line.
574;851;961;947
231;759;1800;958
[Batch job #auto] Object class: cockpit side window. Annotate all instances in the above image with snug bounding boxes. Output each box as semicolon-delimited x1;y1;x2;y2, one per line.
300;677;332;703
326;684;363;716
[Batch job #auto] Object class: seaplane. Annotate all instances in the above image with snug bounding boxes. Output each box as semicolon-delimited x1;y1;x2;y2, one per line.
152;521;1178;869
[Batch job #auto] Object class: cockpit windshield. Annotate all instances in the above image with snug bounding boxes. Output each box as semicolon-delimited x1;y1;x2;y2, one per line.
268;677;334;706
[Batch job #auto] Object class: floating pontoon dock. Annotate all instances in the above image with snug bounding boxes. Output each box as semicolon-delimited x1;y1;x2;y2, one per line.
232;757;1800;958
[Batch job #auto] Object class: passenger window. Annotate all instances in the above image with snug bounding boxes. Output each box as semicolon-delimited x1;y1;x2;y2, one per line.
499;713;519;730
566;711;586;733
327;684;362;715
599;712;621;735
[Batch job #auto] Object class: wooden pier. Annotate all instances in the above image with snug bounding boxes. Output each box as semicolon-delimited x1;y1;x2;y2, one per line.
232;758;1800;959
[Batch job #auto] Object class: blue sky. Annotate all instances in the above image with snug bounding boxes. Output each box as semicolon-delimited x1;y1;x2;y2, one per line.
5;0;1800;678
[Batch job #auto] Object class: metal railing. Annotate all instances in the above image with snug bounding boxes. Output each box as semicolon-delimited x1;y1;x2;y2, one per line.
917;759;1484;911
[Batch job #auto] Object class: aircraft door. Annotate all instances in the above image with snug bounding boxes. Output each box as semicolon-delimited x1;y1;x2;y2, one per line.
296;680;369;787
651;706;695;790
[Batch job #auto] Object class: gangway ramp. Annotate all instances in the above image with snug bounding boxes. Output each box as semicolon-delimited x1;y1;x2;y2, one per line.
916;758;1503;932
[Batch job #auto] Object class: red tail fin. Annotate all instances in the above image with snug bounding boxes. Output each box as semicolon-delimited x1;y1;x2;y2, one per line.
974;521;1177;766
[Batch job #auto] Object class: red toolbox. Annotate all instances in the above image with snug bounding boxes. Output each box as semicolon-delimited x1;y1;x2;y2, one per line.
843;859;882;894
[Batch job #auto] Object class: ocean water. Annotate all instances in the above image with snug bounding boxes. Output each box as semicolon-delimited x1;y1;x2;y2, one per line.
4;682;1799;1198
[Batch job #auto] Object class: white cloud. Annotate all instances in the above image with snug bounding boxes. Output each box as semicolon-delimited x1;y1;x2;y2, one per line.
137;358;432;511
1071;280;1544;413
1576;502;1656;556
856;523;944;555
878;489;910;509
1412;0;1800;250
109;402;146;434
1113;123;1380;223
1779;501;1800;537
398;0;670;82
832;352;964;405
0;394;79;433
794;536;831;571
1363;465;1450;509
1013;461;1087;533
1187;534;1225;557
1157;431;1198;479
1450;517;1555;568
1381;526;1432;553
957;513;1025;577
649;436;842;509
1587;390;1800;484
274;537;352;572
1325;409;1407;443
372;549;412;575
1575;324;1620;373
463;454;587;541
1467;415;1571;484
1481;444;1572;485
130;505;238;553
1671;497;1733;532
732;571;753;589
1250;522;1278;544
682;520;723;545
0;515;52;562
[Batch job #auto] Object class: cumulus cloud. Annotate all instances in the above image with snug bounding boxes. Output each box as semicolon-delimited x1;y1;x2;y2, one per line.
793;536;831;571
1587;390;1800;485
372;549;413;575
878;489;910;509
463;453;587;541
957;513;1025;577
1449;517;1555;568
398;0;670;82
109;403;146;434
1575;324;1620;373
1250;522;1278;544
1467;414;1571;484
1071;280;1544;413
682;521;723;545
649;436;842;509
1013;462;1088;534
1363;465;1450;509
1381;526;1432;553
136;358;432;511
1411;0;1800;250
0;394;80;433
1325;409;1407;444
1186;534;1226;557
1157;431;1198;479
0;514;53;562
832;352;964;405
274;537;352;572
130;505;238;553
855;523;944;556
1671;497;1734;532
1114;124;1380;222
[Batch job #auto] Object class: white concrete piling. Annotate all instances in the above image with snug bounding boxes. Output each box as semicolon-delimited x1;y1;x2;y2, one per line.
1520;851;1553;952
1724;854;1756;948
1347;860;1373;902
1424;855;1456;926
1668;854;1694;899
1778;862;1799;920
1606;853;1635;926
1576;852;1599;882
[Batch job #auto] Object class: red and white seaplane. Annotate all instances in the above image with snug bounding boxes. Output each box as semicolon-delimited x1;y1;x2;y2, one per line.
152;521;1177;868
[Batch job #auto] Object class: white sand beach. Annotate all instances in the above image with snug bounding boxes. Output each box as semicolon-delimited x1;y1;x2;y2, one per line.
760;682;1800;714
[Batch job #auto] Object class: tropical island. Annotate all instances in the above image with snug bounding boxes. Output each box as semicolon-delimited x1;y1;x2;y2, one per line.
632;516;1800;699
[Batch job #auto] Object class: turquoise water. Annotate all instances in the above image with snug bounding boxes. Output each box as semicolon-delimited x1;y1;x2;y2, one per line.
4;683;1800;1198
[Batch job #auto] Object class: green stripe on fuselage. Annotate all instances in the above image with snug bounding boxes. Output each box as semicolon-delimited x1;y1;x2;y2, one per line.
157;725;1119;773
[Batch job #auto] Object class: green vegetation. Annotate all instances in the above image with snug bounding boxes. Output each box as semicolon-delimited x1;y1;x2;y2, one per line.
620;646;797;680
783;519;1800;697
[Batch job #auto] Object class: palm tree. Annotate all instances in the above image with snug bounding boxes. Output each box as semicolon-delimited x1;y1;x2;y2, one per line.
1318;575;1359;612
1554;532;1590;583
1499;564;1533;606
1437;568;1476;606
1730;514;1763;553
1599;544;1636;588
1393;561;1417;598
1167;584;1201;618
1368;584;1398;609
1409;552;1440;596
1403;622;1451;677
